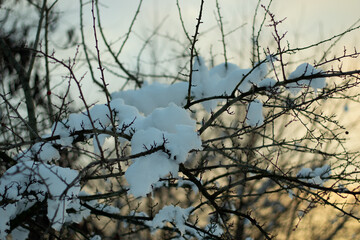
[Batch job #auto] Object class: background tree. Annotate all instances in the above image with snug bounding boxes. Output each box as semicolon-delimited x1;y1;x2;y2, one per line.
1;0;360;239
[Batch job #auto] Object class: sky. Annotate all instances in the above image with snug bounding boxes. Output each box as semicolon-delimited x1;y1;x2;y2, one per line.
53;0;360;100
60;0;360;47
55;0;360;69
5;0;360;109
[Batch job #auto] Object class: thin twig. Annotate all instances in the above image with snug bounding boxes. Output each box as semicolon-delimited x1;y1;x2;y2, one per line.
187;0;205;106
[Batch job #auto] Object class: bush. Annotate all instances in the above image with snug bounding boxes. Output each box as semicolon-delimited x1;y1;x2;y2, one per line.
1;1;360;239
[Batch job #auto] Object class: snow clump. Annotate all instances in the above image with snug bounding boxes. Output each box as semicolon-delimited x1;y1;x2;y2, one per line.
15;142;60;163
0;161;80;237
190;57;269;112
124;103;202;197
287;63;326;95
147;205;193;236
296;164;331;186
246;99;264;127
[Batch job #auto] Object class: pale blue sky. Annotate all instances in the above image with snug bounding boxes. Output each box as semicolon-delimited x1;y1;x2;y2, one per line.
58;0;360;62
53;0;360;103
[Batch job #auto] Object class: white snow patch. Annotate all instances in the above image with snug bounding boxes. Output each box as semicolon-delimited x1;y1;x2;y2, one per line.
111;82;188;115
10;226;29;240
258;78;277;88
246;99;264;127
15;142;60;163
124;104;202;197
287;63;326;95
90;235;101;240
147;205;193;235
296;164;331;186
0;161;80;236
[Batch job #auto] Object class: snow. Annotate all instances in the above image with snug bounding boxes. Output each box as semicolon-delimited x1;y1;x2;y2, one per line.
296;167;313;178
10;227;29;240
0;205;14;239
165;125;202;163
37;143;61;162
309;176;323;185
296;164;331;186
147;103;196;133
93;133;110;154
288;189;295;199
124;103;202;197
112;57;272;114
125;137;179;197
176;221;223;239
51;104;112;144
65;191;121;225
122;106;202;196
258;78;277;88
177;178;199;193
64;197;91;224
111;82;188;115
287;63;326;95
147;205;193;235
213;60;268;95
313;164;331;178
111;56;271;115
191;56;210;100
90;235;101;240
111;98;141;124
67;112;92;131
246;99;264;127
95;203;121;214
130;210;149;218
192;58;268;111
51;121;74;147
88;104;112;129
110;98;145;135
66;104;112;132
12;93;202;201
297;165;331;179
245;60;268;87
208;62;240;79
0;161;80;236
223;68;252;94
15;142;60;163
205;223;224;237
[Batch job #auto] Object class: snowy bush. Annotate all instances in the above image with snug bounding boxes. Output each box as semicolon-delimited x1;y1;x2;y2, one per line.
1;1;360;239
